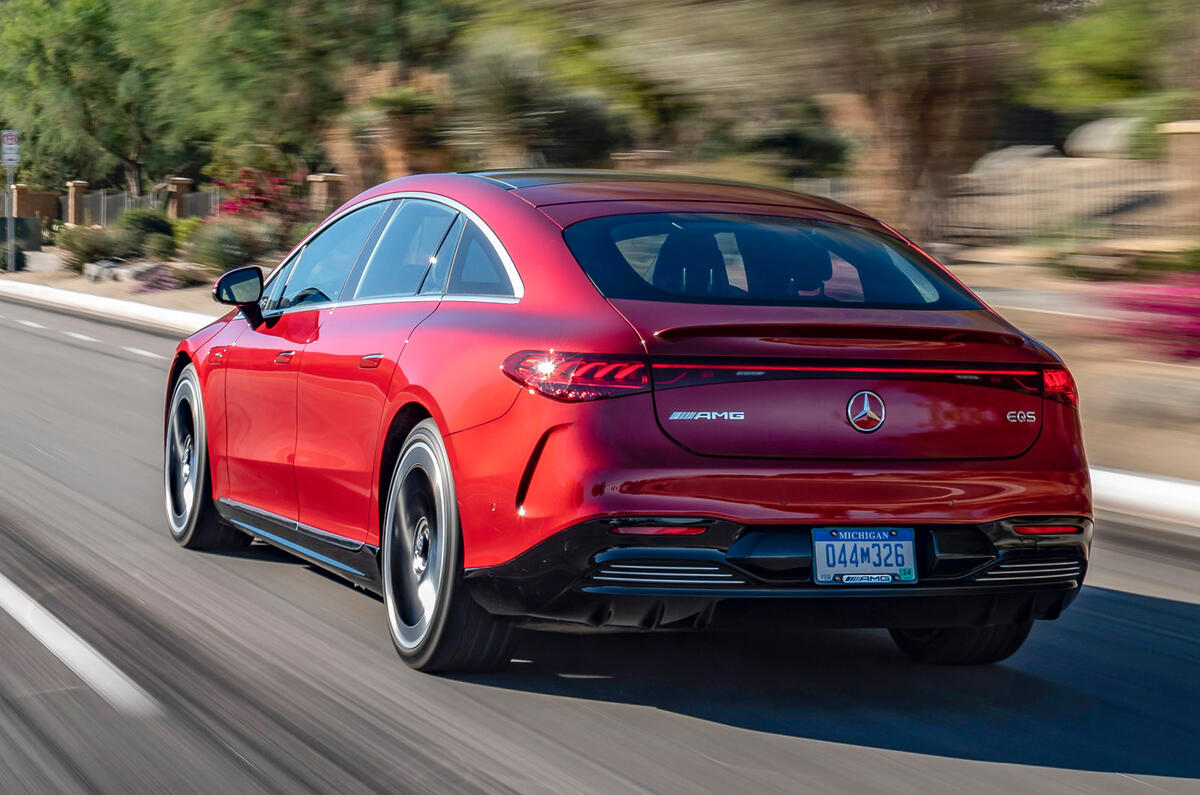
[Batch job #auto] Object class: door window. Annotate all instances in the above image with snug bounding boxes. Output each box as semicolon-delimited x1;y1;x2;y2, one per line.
279;203;386;310
418;214;464;295
353;199;459;300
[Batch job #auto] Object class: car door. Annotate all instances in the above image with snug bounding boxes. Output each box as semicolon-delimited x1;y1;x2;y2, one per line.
294;198;460;544
223;202;387;521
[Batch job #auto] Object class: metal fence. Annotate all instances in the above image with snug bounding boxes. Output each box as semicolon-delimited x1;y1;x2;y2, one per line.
796;157;1198;246
45;186;221;226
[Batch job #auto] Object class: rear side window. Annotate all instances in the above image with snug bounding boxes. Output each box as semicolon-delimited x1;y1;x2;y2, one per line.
446;222;513;297
563;213;979;309
353;199;458;300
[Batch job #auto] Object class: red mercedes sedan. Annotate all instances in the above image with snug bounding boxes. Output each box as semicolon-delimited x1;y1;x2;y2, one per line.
164;171;1091;672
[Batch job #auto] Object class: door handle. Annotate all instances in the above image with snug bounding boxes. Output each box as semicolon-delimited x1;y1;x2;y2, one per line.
359;353;384;369
274;350;296;365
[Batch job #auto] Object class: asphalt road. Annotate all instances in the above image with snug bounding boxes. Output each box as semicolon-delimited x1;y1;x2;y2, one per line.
0;297;1197;794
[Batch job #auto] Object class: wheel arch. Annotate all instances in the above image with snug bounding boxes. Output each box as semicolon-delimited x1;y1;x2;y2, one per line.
164;351;193;438
377;401;435;539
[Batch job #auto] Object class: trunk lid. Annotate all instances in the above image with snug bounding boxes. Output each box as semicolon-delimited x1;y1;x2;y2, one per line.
612;300;1048;460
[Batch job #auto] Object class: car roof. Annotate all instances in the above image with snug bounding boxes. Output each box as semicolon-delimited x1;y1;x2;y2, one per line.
462;169;869;217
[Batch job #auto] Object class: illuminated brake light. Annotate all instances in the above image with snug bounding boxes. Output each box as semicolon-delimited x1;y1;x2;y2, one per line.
1013;525;1082;535
503;351;650;402
1043;367;1078;407
610;525;706;536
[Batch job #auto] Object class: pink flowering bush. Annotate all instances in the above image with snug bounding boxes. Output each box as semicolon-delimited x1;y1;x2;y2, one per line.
214;167;309;231
1119;273;1200;360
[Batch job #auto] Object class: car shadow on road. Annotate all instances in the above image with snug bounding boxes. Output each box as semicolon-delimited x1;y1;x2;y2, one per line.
468;585;1199;778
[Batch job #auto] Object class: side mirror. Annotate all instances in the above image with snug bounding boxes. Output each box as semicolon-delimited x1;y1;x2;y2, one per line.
214;266;264;306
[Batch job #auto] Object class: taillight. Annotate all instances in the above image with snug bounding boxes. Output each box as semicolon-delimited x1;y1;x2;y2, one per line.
1013;524;1083;535
1043;367;1078;407
503;351;650;402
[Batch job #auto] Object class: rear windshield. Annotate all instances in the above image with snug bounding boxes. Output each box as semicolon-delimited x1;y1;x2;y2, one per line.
563;213;980;309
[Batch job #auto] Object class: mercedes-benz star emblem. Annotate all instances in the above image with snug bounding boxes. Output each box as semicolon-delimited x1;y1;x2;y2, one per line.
847;390;885;433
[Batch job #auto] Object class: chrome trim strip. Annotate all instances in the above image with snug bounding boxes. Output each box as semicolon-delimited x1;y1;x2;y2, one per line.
592;576;745;586
606;564;723;572
258;189;524;318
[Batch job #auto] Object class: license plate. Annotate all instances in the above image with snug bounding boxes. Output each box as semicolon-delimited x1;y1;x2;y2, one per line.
812;528;917;584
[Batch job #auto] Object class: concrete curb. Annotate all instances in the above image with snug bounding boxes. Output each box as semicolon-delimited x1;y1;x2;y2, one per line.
2;279;1198;532
0;278;219;338
1090;468;1200;533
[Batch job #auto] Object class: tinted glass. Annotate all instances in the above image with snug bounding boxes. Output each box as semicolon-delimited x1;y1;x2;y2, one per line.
563;213;979;309
279;203;386;309
354;199;458;300
419;214;464;295
446;222;513;297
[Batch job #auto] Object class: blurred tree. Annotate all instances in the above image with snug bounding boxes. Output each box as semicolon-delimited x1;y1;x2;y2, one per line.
0;0;165;194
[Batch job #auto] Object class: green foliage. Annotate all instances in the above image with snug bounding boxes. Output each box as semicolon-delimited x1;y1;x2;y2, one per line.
117;209;173;240
171;216;205;247
187;219;268;272
144;232;177;260
1025;0;1159;110
286;221;320;249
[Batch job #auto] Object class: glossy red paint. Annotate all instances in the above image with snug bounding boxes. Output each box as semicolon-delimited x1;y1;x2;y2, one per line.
170;171;1091;578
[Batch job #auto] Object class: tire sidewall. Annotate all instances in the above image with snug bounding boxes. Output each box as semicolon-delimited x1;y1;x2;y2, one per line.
165;365;211;545
382;419;464;668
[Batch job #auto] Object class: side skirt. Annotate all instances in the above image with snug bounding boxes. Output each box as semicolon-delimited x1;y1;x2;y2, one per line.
215;498;382;594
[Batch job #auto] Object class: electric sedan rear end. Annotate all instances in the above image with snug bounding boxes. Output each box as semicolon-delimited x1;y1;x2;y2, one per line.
167;170;1090;672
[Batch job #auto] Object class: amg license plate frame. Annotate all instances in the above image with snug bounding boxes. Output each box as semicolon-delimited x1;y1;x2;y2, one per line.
812;527;917;585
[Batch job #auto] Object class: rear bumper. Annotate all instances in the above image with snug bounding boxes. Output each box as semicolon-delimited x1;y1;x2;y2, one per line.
464;516;1091;630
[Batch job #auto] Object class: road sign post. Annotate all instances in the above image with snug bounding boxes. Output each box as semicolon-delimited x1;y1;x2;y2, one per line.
2;130;19;273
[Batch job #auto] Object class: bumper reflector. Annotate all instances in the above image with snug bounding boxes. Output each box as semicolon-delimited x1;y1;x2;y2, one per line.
610;525;706;536
1013;524;1083;535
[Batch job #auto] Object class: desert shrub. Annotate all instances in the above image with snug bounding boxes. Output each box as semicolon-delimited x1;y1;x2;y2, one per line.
145;232;177;260
58;225;144;270
0;247;25;271
106;226;144;259
187;219;268;271
58;226;110;271
117;209;173;240
171;216;205;247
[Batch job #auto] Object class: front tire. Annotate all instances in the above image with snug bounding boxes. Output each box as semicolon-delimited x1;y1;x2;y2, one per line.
164;364;248;551
382;419;512;673
889;622;1033;665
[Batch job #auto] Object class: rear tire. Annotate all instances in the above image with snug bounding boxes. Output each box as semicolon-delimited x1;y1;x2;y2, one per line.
164;364;249;551
888;622;1033;665
382;419;512;673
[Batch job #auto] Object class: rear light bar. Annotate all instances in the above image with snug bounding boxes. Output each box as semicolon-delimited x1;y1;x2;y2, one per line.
609;525;707;536
503;351;650;402
1043;367;1078;407
1013;524;1083;535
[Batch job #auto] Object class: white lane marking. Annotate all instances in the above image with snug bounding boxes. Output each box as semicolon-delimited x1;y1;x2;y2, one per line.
63;331;99;343
121;346;167;360
0;570;160;716
17;319;47;329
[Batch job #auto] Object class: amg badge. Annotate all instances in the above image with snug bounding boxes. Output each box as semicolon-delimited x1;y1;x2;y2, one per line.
668;411;745;421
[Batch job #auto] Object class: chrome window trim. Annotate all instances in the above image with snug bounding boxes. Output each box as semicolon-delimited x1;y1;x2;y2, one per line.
259;190;524;318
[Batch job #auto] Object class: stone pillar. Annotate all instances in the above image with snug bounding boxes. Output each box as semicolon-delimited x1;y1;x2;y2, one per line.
307;173;346;215
66;181;88;226
165;177;193;220
10;184;28;217
1159;121;1200;196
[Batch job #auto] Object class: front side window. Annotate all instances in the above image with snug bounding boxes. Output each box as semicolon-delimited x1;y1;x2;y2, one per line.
563;213;979;309
445;222;513;297
354;199;459;301
279;203;386;310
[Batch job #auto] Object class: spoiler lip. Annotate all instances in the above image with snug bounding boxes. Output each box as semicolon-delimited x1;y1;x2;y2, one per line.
653;323;1026;347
